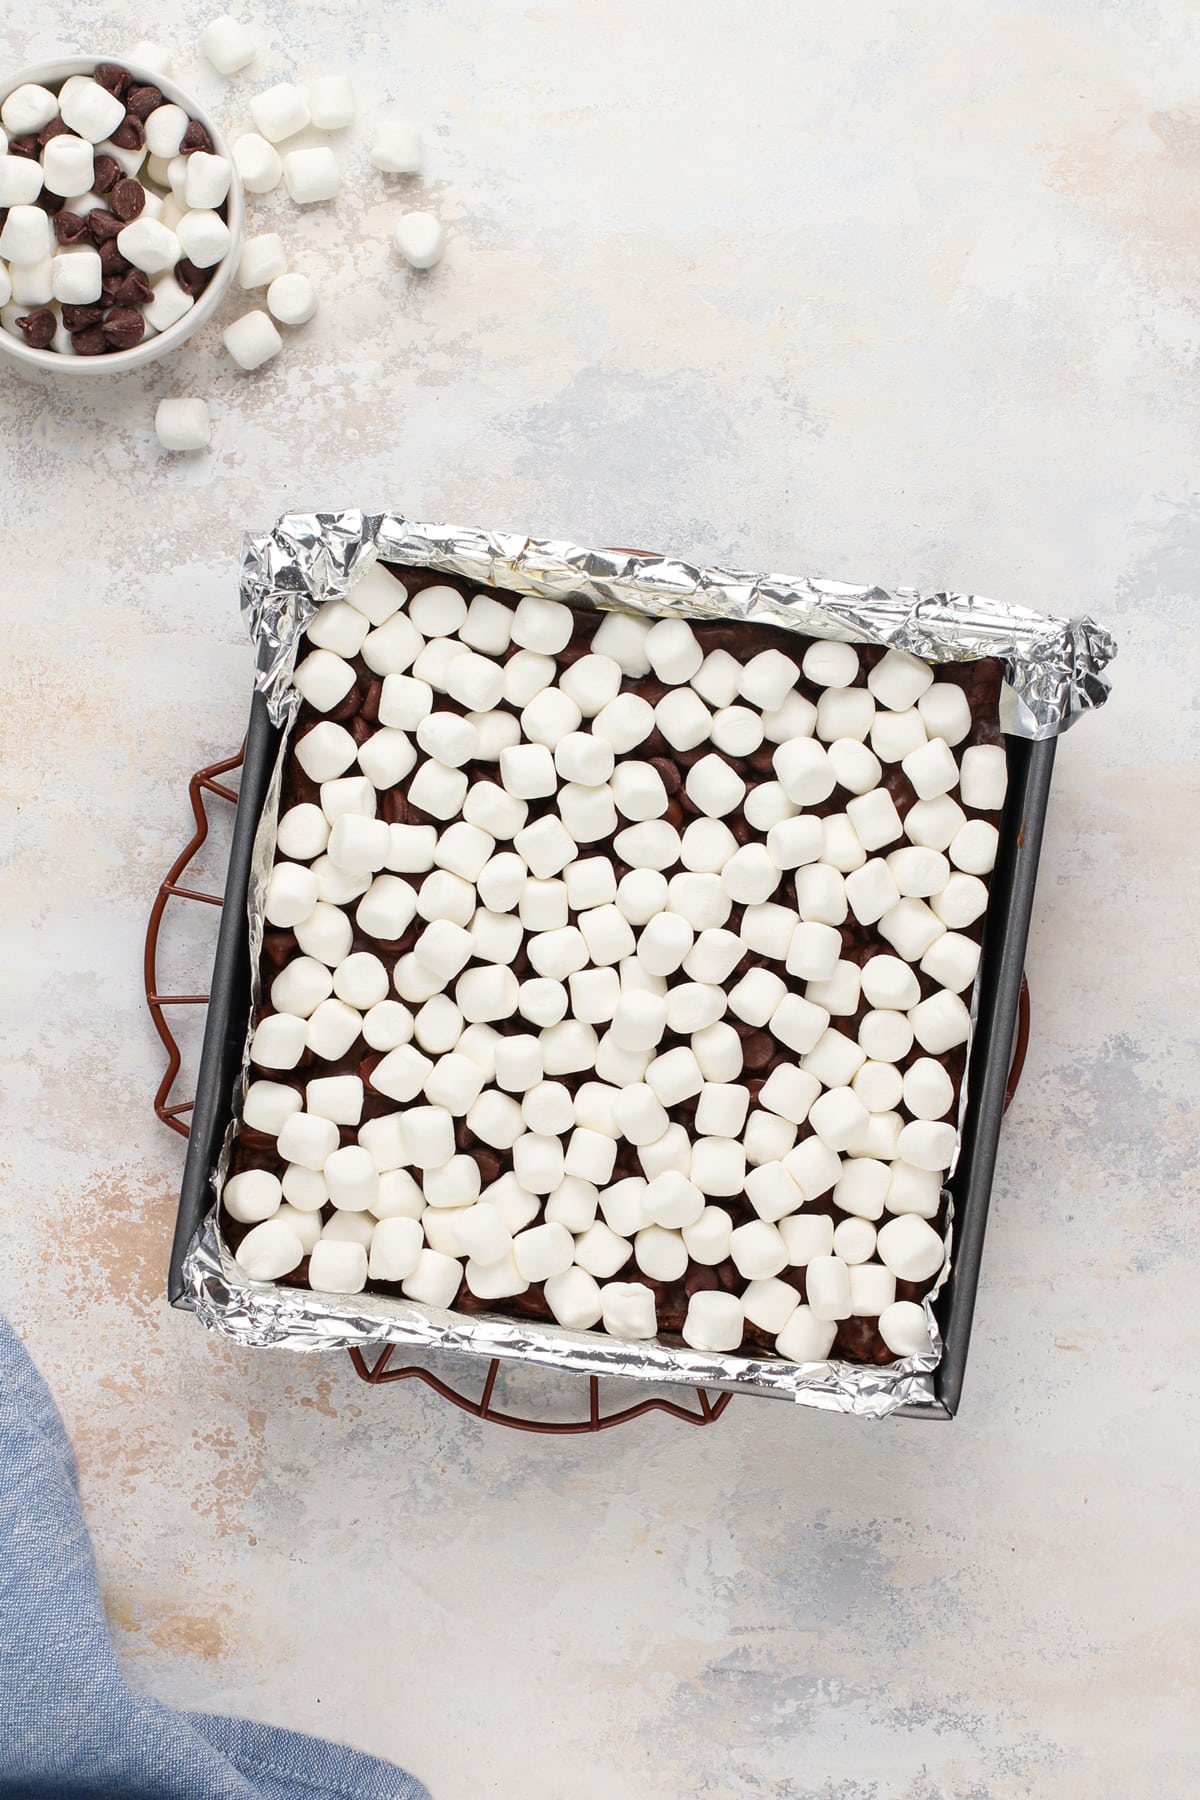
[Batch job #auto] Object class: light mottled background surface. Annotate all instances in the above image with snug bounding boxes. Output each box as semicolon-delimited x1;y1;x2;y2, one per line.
1;2;1197;1796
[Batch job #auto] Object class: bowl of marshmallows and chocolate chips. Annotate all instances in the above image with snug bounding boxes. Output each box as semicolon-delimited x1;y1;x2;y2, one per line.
0;56;242;371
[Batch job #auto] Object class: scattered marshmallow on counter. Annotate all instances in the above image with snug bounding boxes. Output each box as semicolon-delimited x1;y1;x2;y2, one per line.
250;81;310;143
155;396;211;451
371;121;423;173
283;146;340;204
233;132;283;193
200;15;258;75
393;211;445;269
267;271;317;324
308;76;356;130
222;309;283;369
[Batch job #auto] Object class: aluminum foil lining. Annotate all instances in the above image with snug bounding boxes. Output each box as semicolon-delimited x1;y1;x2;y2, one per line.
183;507;1112;1421
241;511;1116;737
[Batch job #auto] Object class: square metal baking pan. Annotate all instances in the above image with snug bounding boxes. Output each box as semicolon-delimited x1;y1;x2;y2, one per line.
171;665;1057;1421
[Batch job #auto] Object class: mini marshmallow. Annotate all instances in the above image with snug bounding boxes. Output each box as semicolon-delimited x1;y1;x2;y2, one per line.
477;852;526;913
680;929;743;989
741;1276;801;1335
304;73;355;130
756;1065;820;1127
443;651;504;715
371;119;423;173
845;787;903;853
690;1021;743;1082
868;648;934;711
469;907;523;966
354;875;417;942
858;954;920;1012
773;738;835;807
414;997;467;1057
635;1225;688;1282
642;1170;705;1229
43;136;95;199
402;1247;462;1308
611;760;668;823
727;968;786;1029
251;81;310;142
959;743;1008;812
435;822;495;885
412;919;473;984
0;157;43;206
324;1144;380;1213
51;250;103;305
541;1019;600;1076
770;994;831;1056
200;13;257;72
451;1201;511;1266
363;613;423;680
637;912;694;977
271;956;333;1018
2;84;59;136
138;273;192;335
775;1306;837;1364
250;1012;307;1070
522;1080;575;1136
512;1220;574;1281
871;708;927;764
931;872;989;930
613;821;679;871
705;703;761;758
920;931;981;995
456;965;519;1023
223;309;283;370
878;897;944;963
776;1212;835;1267
741;647;801;708
909;989;971;1055
361;1000;414;1052
730;1219;789;1281
597;1177;649;1237
639;617;699;685
328;813;390;873
782;1135;843;1206
886;846;950;898
665;983;725;1034
876;1215;945;1283
852;1060;904;1113
721;844;779;906
305;998;362;1061
296;721;359;783
367;1040;430;1103
890;1153;944;1217
819;816;864;877
847;1261;897;1317
845;1109;904;1161
637;1122;691;1181
689;646;740;707
613;871;667;930
611;989;669;1053
154;396;211;453
902;736;960;801
593;692;655;753
305;1073;363;1126
805;1254;853;1321
416;711;477;768
564;1126;617;1185
560;653;621;718
785;920;842;982
806;959;862;1017
455;593;510;656
832;1157;890;1221
897;1119;958;1173
275;1110;339;1171
901;799;963;855
742;1161;803;1226
295;901;355;972
833;1217;877;1266
59;76;127;143
464;1089;523;1152
514;815;577;880
600;1281;657;1340
857;1009;914;1063
558;782;619;845
267;270;317;325
519;879;569;933
356;728;416;789
265;862;319;927
237;1218;305;1281
809;1086;870;1152
761;692;819;745
744;1112;797;1167
817;690;876;747
801;639;858;688
367;1215;424;1282
678;819;736;875
685;754;745;819
682;1291;745;1353
879;1299;933;1357
332;951;389;1010
284;146;339;205
139;101;189;158
408;761;470;822
913;680;972;747
499;741;556;801
569;967;621;1024
543;1266;604;1330
553;732;614;788
644;1045;704;1108
949;819;999;875
500;650;552;709
234;132;283;194
224;1168;283;1224
571;1220;631;1280
545;1177;599;1233
526;925;588;983
183;151;232;212
0;206;52;265
394;210;446;268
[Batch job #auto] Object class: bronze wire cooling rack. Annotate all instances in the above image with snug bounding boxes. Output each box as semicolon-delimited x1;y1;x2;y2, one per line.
145;745;1030;1434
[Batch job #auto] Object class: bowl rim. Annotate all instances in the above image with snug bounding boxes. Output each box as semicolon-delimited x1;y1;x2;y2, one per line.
0;53;244;376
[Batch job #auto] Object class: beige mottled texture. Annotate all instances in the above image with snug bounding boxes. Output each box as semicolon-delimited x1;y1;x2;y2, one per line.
1;2;1197;1796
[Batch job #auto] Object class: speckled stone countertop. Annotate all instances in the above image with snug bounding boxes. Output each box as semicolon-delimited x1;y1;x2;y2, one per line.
2;3;1197;1796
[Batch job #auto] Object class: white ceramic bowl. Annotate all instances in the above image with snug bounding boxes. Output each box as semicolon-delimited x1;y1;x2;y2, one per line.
0;54;243;376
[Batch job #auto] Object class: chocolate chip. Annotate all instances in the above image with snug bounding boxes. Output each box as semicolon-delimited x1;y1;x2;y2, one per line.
61;303;104;331
91;155;121;195
35;190;65;216
51;211;86;247
110;178;145;222
98;239;131;276
173;257;212;296
179;119;213;155
110;114;146;151
88;209;124;244
16;309;56;349
100;272;125;303
113;270;153;307
37;117;72;145
94;63;132;97
8;136;38;161
71;325;109;356
124;84;162;121
102;306;145;350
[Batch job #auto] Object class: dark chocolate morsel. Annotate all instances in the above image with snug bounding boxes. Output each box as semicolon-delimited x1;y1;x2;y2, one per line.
38;117;73;145
173;257;213;296
36;189;66;216
87;209;124;244
110;178;145;222
91;155;122;195
8;136;39;161
61;303;105;331
113;270;153;307
100;272;125;303
71;325;109;356
16;309;56;349
124;84;163;121
98;239;131;276
102;306;146;350
94;63;132;97
54;210;89;245
110;114;146;151
179;119;213;155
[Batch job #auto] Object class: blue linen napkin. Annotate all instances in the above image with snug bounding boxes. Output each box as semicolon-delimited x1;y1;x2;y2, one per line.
0;1313;430;1799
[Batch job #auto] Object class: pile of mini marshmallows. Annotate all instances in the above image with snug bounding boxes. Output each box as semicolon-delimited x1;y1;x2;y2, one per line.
226;569;1008;1366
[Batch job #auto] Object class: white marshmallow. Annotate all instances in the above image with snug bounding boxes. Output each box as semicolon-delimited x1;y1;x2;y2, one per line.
499;742;555;801
545;1177;599;1233
610;1083;668;1147
931;872;989;929
224;1168;283;1224
902;736;960;801
569;967;621;1024
562;857;616;913
817;690;876;746
237;1218;305;1281
459;593;513;655
407;760;468;822
238;230;297;290
706;703;761;757
856;1008;915;1068
414;997;467;1057
832;1157;890;1221
513;1220;574;1280
848;1261;896;1316
541;1020;599;1077
809;1086;870;1152
59;77;127;144
845;1110;904;1162
741;1276;801;1334
296;721;358;783
691;1021;743;1082
476;852;526;913
642;1170;705;1229
801;639;858;689
561;653;622;717
600;1281;657;1340
959;744;1008;811
756;1066;820;1127
901;1058;955;1122
284;146;339;205
361;1000;413;1052
598;1176;649;1237
363;610;423;676
879;1299;934;1357
679;818;738;873
741;647;801;708
878;897;945;962
721;844;779;906
271;956;333;1018
593;692;655;752
776;1212;835;1265
784;921;841;982
366;1215;423;1282
897;1119;958;1173
730;1219;788;1280
324;1144;380;1212
773;737;835;806
806;960;862;1017
573;1221;633;1280
845;787;903;852
685;753;745;818
690;1137;746;1198
455;964;519;1024
544;1266;604;1330
821;814;867;875
50;249;102;305
761;692;818;745
446;651;506;714
353;875;416;943
917;681;972;746
1;85;59;136
644;1045;704;1107
223;309;283;370
394;209;446;268
587;610;650;675
852;1060;904;1113
139;274;192;335
691;647;741;707
727;967;785;1028
876;1215;945;1282
307;73;355;130
415;870;474;928
370;120;423;174
665;982;725;1034
909;989;971;1055
0;206;52;265
183;151;232;211
0;157;43;206
294;898;356;965
868;648;934;711
949;819;999;875
637;1121;691;1180
637;912;694;978
886;846;950;898
376;676;432;734
521;1080;574;1136
833;1217;877;1266
611;989;669;1053
435;821;495;884
871;708;927;763
805;1254;852;1321
469;907;523;966
775;1306;837;1364
656;687;713;752
920;931;981;994
304;998;362;1060
305;1072;363;1126
902;796;964;853
200;14;257;72
416;711;477;768
682;928;744;988
782;1136;843;1206
611;760;668;823
519;879;568;933
251;81;310;143
251;1012;307;1070
502;649;554;707
613;820;679;871
559;782;619;845
43;136;95;199
514;814;577;879
859;954;920;1011
634;1225;687;1281
275;1110;339;1171
154;396;212;453
331;951;388;1011
521;690;581;755
645;618;702;684
328;813;390;872
613;870;667;930
264;862;318;928
402;1247;462;1308
554;731;615;788
564;1126;617;1185
234;131;282;193
682;1292;745;1353
743;1115;798;1176
267;270;317;325
770;993;831;1056
356;728;416;790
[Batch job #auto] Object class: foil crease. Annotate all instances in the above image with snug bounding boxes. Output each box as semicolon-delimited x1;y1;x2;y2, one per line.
242;513;1115;738
192;508;1113;1421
